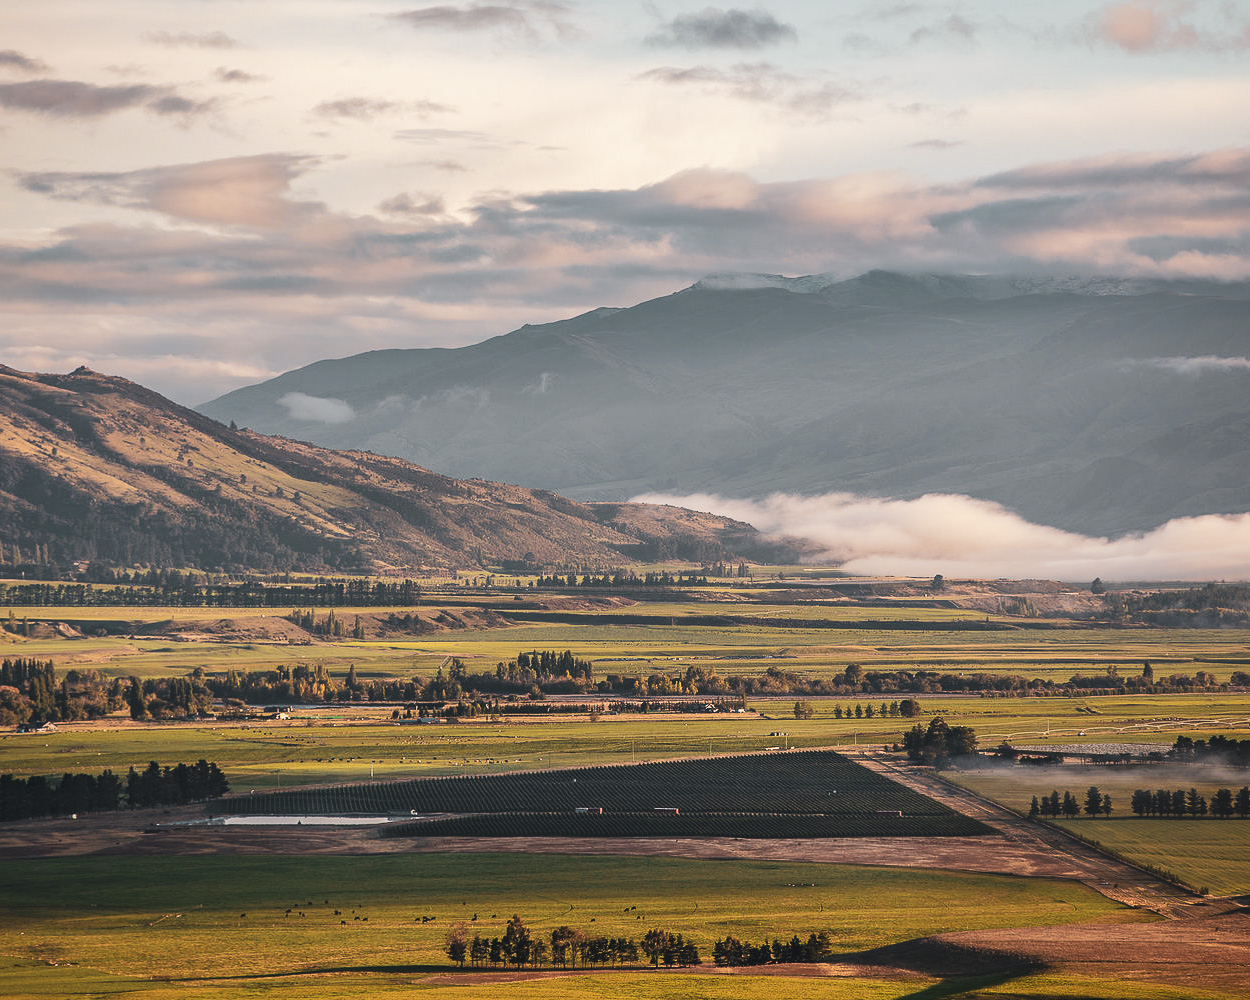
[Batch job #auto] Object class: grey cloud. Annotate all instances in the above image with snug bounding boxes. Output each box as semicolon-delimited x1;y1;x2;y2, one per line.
19;154;324;228
978;151;1250;191
379;192;446;215
909;138;962;149
0;50;49;74
145;31;239;49
148;94;218;118
909;14;978;45
0;80;164;117
395;127;499;146
417;158;469;171
215;68;263;83
314;97;453;120
646;8;797;49
640;63;854;116
393;3;577;41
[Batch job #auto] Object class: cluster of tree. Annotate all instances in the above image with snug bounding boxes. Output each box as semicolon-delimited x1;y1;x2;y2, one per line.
902;717;978;766
535;571;710;588
126;671;215;720
288;609;366;639
712;931;834;966
1127;786;1250;819
0;657;129;725
630;662;1232;699
444;917;697;970
1028;786;1112;819
0;575;421;609
793;699;922;720
1171;735;1250;766
1125;577;1250;617
0;759;228;821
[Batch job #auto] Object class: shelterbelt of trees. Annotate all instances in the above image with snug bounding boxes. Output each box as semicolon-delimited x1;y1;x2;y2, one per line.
1026;784;1250;819
443;916;833;971
5;653;1246;727
0;759;229;821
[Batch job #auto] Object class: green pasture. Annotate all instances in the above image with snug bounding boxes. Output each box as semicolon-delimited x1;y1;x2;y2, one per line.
3;692;1249;789
5;963;1232;1000
4;594;1248;686
1049;818;1250;897
0;854;1142;992
947;767;1250;896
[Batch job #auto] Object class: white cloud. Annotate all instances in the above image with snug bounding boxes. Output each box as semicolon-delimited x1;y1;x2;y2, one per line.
277;391;356;423
633;490;1250;581
522;371;554;394
1122;355;1250;375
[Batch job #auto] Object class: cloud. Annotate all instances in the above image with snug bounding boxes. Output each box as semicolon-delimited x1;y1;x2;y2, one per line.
395;127;498;145
1122;355;1250;375
1088;2;1250;52
0;80;167;117
639;63;855;116
646;8;798;49
633;491;1250;581
148;94;218;118
393;3;577;42
277;392;356;424
416;158;469;171
379;192;446;215
19;154;323;228
909;14;979;45
522;371;554;394
909;138;962;150
145;31;239;49
0;50;49;74
215;67;263;83
313;97;453;121
7;147;1250;405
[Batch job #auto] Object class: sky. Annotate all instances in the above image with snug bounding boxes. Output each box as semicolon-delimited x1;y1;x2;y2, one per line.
2;0;1249;404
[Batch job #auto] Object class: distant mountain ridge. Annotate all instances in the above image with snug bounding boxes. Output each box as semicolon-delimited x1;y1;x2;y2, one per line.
0;367;778;573
201;270;1250;535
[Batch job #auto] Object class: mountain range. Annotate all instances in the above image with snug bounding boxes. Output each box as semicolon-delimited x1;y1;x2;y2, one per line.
0;366;778;573
201;270;1250;536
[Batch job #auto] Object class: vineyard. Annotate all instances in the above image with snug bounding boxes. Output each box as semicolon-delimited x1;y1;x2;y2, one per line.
213;749;991;837
379;809;989;839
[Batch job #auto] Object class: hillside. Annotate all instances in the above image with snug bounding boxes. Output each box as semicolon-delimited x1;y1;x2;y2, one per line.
0;366;779;573
201;270;1250;535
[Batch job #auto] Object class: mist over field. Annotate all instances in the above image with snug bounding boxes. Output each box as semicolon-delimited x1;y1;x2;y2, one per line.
635;490;1250;581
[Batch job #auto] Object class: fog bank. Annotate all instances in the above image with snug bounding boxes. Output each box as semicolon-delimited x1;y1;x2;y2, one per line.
633;491;1250;581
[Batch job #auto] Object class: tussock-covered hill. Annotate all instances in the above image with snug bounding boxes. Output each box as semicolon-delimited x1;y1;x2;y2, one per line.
0;366;779;573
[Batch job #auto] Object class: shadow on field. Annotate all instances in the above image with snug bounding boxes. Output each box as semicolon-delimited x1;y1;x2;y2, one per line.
845;936;1047;999
896;968;1038;999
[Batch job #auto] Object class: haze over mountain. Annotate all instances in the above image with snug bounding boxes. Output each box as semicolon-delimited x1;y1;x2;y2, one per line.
202;271;1250;537
0;366;776;574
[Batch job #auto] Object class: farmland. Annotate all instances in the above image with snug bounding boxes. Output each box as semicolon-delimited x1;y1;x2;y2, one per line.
947;763;1250;896
0;853;1146;995
3;575;1250;997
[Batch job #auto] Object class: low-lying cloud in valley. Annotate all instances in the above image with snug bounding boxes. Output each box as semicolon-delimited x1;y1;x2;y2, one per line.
277;392;356;424
1121;355;1250;376
634;491;1250;581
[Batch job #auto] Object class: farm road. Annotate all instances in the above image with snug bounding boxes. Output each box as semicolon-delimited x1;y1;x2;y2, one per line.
848;750;1200;917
